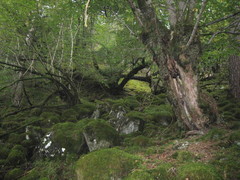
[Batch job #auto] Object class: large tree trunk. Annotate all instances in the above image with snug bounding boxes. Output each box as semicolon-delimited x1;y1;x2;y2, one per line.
127;0;217;130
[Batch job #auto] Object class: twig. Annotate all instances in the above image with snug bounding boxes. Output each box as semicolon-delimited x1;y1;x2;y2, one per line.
186;0;208;48
201;11;240;27
84;0;91;27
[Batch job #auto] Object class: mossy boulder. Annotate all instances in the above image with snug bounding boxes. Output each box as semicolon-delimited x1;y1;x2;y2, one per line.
20;169;40;180
40;112;61;127
109;107;142;134
4;168;24;180
81;119;120;151
6;149;26;166
38;122;86;157
172;151;195;162
177;163;220;180
0;147;10;159
12;145;27;157
8;133;25;144
75;148;142;180
73;101;97;118
61;109;78;121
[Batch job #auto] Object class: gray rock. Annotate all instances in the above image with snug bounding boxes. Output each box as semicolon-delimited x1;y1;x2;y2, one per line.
83;133;111;152
172;140;189;150
108;106;140;134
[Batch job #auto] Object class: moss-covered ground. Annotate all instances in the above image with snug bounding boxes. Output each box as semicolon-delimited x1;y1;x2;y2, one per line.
0;74;240;179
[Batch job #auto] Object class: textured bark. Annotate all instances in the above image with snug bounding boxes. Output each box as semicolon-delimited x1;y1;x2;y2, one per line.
12;72;24;107
127;0;217;130
229;55;240;99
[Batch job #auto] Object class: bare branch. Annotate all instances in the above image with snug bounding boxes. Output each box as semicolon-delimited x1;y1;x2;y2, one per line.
84;0;91;27
202;11;240;27
111;10;138;38
126;0;144;27
186;0;208;48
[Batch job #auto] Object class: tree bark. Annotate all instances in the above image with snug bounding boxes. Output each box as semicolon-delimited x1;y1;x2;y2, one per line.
229;55;240;99
127;0;217;130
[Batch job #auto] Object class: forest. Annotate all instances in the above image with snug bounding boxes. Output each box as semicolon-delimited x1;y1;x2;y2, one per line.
0;0;240;179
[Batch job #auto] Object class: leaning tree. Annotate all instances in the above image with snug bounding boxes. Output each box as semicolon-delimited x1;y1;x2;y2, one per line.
124;0;221;131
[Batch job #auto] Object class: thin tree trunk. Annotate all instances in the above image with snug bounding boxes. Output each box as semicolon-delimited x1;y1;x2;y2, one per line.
229;55;240;99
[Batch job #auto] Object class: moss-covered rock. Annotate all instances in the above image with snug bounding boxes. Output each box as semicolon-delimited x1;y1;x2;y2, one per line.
0;147;10;159
40;112;61;127
12;145;27;157
4;168;24;180
81;119;120;151
20;169;40;180
61;109;78;121
8;133;25;144
75;148;142;180
74;101;97;118
176;163;220;180
51;122;86;154
6;149;26;166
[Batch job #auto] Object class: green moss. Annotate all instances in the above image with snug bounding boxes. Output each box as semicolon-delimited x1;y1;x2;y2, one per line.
172;151;195;162
74;101;97;117
33;158;77;180
0;147;10;159
40;112;61;126
133;135;151;147
105;98;127;109
20;169;40;180
125;169;154;180
52;122;85;154
149;163;174;180
6;149;26;166
8;133;25;144
126;111;145;121
124;79;151;94
30;108;42;116
177;163;220;180
12;145;27;156
82;119;120;144
2;119;20;130
146;147;155;155
143;122;158;137
212;146;240;180
151;94;167;105
76;148;142;180
144;104;173;123
4;168;24;180
234;109;240;119
61;109;78;121
124;96;141;110
40;112;61;120
229;130;240;143
200;128;226;141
